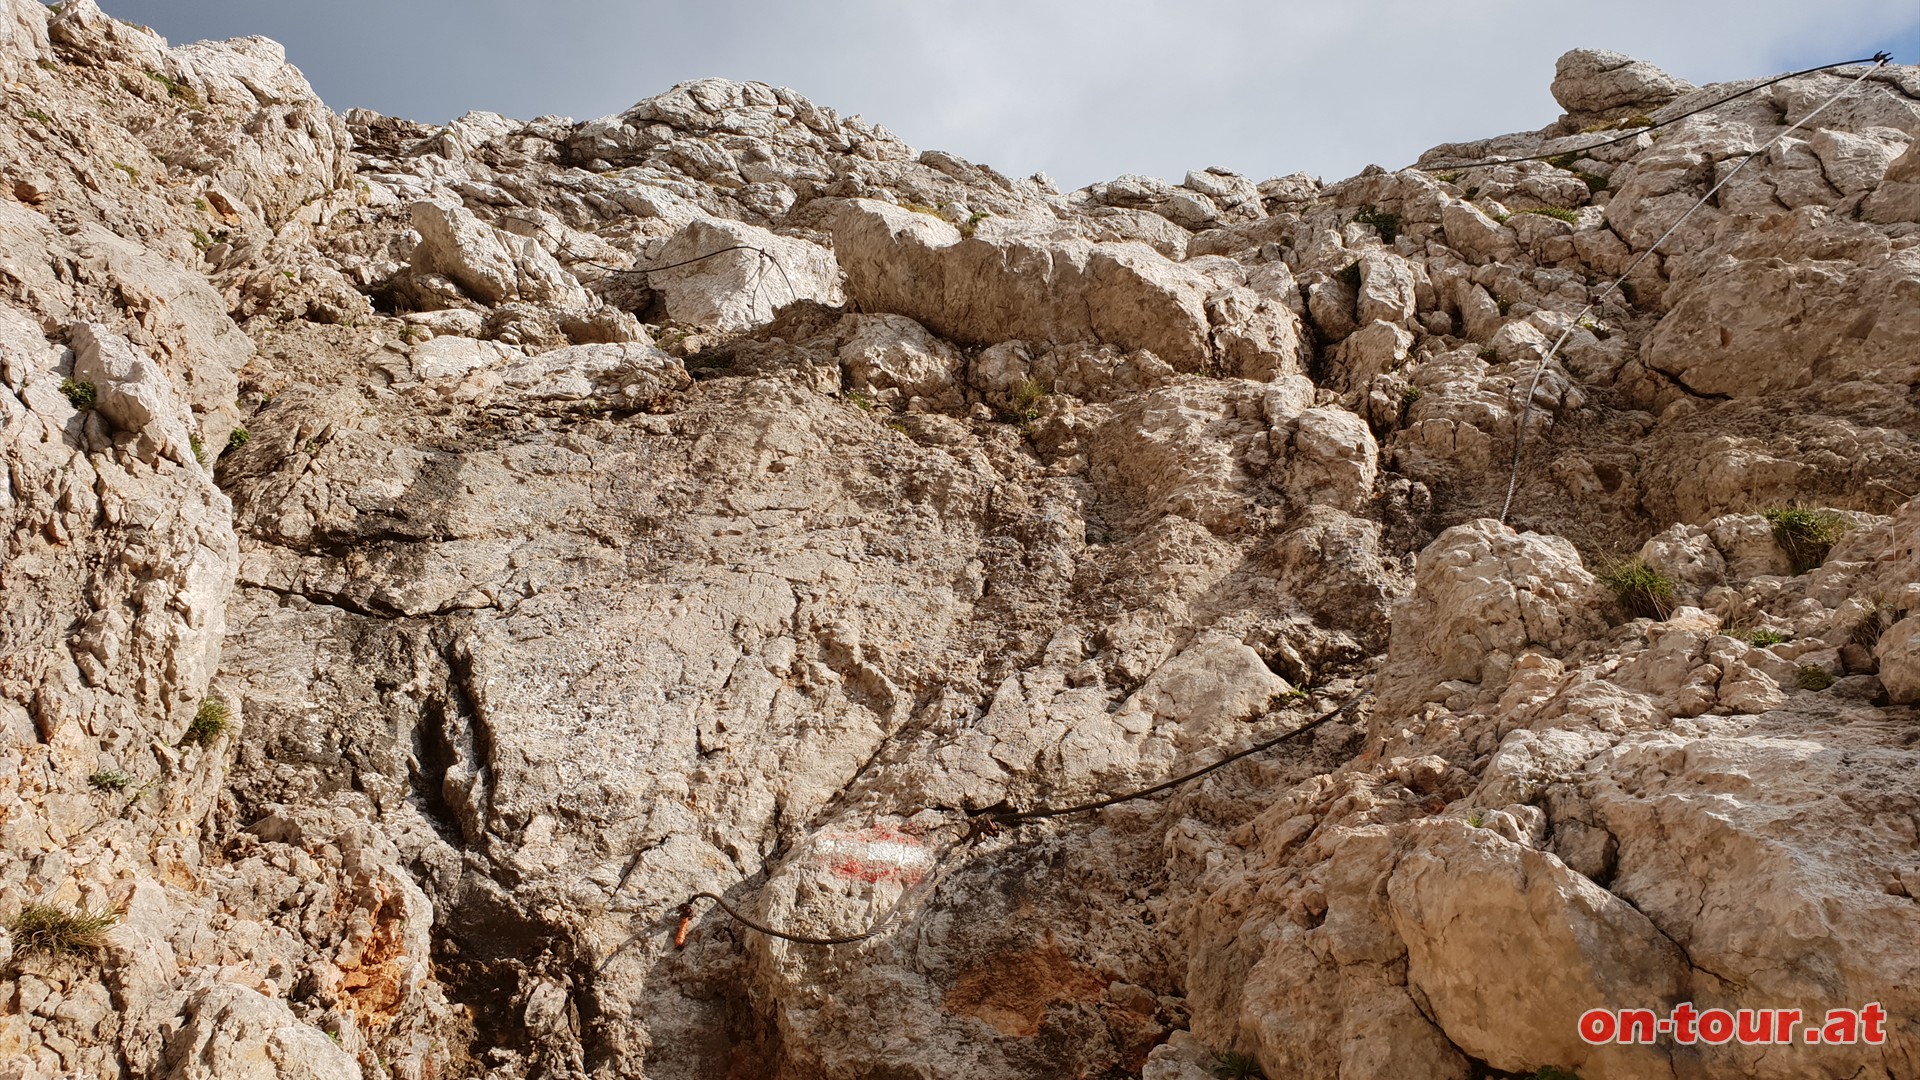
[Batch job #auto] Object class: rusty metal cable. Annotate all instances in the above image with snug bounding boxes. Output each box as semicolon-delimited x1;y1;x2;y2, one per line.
981;693;1370;824
676;692;1369;947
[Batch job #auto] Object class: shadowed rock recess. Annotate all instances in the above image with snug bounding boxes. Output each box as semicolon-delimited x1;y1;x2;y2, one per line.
1;2;1918;1075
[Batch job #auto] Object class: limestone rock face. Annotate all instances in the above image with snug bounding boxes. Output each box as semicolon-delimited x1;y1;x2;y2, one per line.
163;985;363;1080
3;11;1919;1079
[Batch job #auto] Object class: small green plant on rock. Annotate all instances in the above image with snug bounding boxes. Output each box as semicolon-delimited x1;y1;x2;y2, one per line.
1401;385;1424;406
7;902;119;959
1011;378;1047;420
59;378;96;410
1335;261;1362;289
1210;1050;1265;1080
224;427;249;455
25;107;51;125
959;211;990;238
1353;204;1401;244
1576;171;1609;193
1433;171;1461;185
189;433;207;465
1744;628;1788;647
110;161;139;183
1762;507;1851;574
1466;809;1488;828
1597;558;1674;620
846;388;874;412
1546;152;1581;170
1795;665;1835;691
143;69;201;106
183;699;230;748
88;769;133;792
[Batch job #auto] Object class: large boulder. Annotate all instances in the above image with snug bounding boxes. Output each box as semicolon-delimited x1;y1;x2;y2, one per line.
649;217;843;330
1551;49;1694;119
1378;521;1605;716
408;199;592;309
832;199;1217;370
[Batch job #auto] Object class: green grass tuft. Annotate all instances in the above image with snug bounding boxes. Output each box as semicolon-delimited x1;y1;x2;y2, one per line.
1597;558;1674;620
1795;665;1835;691
1762;507;1851;574
224;427;249;455
144;69;201;107
182;699;230;748
25;107;51;125
59;378;96;410
189;433;207;465
1744;628;1788;647
1211;1050;1265;1079
8;903;119;958
1517;206;1579;223
1011;378;1048;419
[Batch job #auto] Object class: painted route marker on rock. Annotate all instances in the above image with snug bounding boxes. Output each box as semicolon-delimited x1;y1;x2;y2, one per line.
813;826;934;885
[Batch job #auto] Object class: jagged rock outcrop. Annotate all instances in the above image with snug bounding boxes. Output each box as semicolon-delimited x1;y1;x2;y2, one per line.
1;5;1916;1078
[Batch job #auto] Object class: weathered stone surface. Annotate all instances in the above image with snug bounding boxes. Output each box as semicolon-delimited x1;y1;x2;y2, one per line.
163;985;362;1080
4;16;1919;1080
832;198;1216;369
1551;48;1695;117
1880;616;1920;703
1378;521;1603;715
650;216;843;329
409;199;591;308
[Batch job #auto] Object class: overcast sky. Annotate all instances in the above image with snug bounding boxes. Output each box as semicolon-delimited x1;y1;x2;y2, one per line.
101;1;1917;190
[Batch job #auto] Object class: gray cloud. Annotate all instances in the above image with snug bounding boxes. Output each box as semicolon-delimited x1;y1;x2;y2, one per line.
103;0;1917;189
